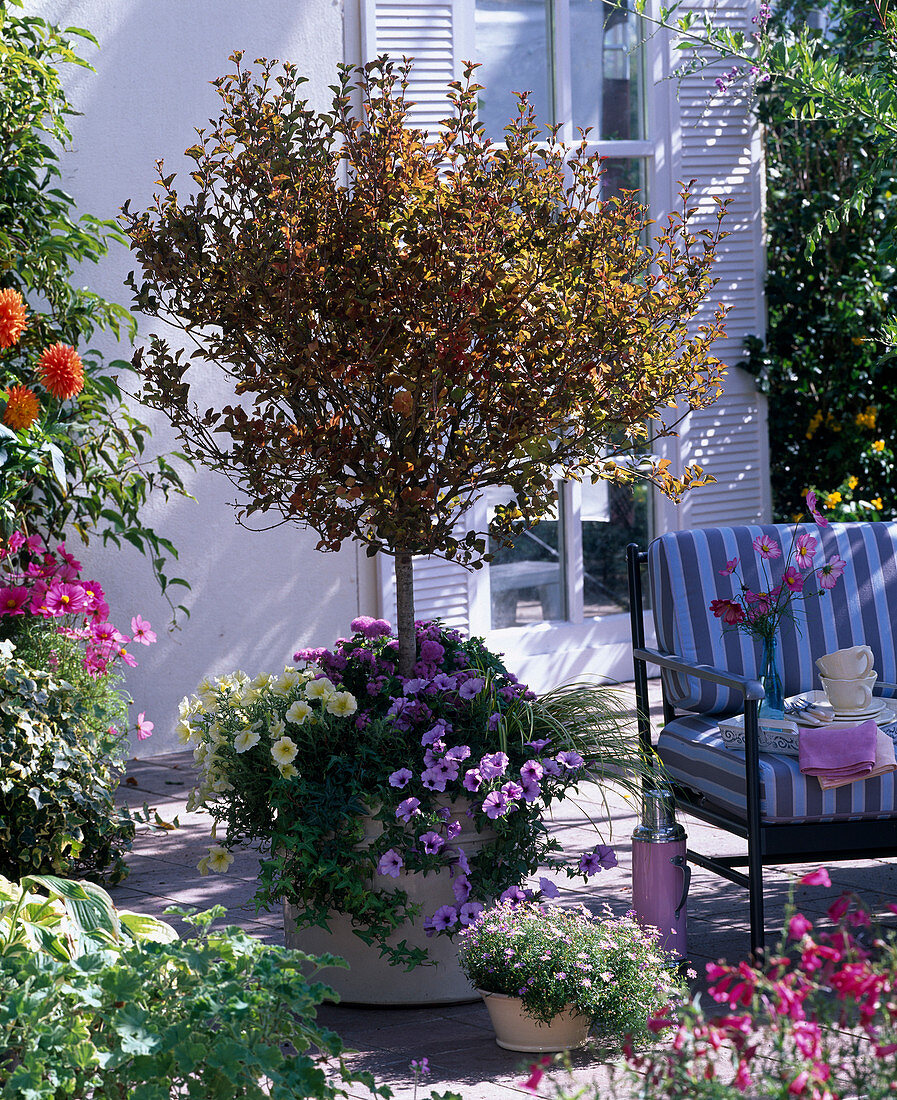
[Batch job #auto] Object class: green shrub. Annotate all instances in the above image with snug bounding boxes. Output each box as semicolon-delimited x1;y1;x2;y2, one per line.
744;0;897;521
0;639;133;882
0;876;395;1100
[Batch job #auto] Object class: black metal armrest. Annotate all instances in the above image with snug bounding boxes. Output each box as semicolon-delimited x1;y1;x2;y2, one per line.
632;645;764;702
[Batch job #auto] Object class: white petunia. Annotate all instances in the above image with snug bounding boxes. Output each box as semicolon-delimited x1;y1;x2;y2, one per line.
304;676;335;701
278;763;298;779
325;691;358;717
271;736;299;766
206;845;234;873
175;720;195;745
286;700;312;726
234;728;261;753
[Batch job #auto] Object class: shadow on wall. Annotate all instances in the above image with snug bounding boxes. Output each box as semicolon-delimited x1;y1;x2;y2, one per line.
21;0;359;755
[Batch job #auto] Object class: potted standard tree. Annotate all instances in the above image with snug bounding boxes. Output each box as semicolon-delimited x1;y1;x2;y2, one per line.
122;56;729;1002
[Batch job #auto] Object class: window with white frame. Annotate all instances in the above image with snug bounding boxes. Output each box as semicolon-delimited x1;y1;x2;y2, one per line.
474;0;654;632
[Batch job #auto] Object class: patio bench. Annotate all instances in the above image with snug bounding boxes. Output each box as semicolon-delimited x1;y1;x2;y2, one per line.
626;521;897;957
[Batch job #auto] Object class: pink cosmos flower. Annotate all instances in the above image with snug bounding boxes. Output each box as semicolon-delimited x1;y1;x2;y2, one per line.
793;533;817;570
24;534;42;554
117;646;138;668
718;558;738;575
752;534;782;559
7;531;25;552
43;581;89;616
130;615;156;645
817;555;846;590
800;867;832;887
0;585;29;616
710;598;745;625
782;566;805;594
135;712;154;740
806;490;828;526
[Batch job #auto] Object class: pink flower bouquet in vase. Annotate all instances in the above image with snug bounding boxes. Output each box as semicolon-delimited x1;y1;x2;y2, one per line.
709;492;845;715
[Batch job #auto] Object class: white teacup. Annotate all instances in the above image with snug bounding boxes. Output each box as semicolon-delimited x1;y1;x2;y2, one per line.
820;671;878;714
815;645;875;680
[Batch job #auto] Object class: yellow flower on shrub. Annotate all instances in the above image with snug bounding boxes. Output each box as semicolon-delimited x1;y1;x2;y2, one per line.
825;491;842;509
873;439;886;452
326;690;358;717
271;736;298;766
847;475;859;490
873;497;884;510
856;406;878;429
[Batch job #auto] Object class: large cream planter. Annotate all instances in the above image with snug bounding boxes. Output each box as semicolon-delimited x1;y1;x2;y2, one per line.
283;800;493;1005
479;991;591;1052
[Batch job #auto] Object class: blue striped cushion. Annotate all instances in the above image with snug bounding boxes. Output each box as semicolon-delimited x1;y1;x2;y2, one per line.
658;715;897;824
648;521;897;715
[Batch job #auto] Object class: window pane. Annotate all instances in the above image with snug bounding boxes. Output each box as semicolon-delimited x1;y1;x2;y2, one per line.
600;155;646;200
488;497;565;628
571;0;643;140
581;481;651;616
475;0;552;141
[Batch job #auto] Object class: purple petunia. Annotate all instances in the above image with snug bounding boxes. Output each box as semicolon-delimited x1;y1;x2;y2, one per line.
520;777;542;803
579;844;618;876
452;875;472;903
388;768;413;788
499;884;529;904
526;738;551;753
419;831;445;855
459;901;484;926
556;750;584;771
452;848;471;875
445;819;462;841
541;758;562;777
421;719;450;747
483;789;511;819
479;752;509;780
487;712;502;732
430;904;458;931
520;759;544;784
462;768;483;793
402;677;429;696
538;876;560;898
395;797;421;822
444;744;471;762
458;676;485;700
431;672;457;692
377;849;403;878
501;781;523;801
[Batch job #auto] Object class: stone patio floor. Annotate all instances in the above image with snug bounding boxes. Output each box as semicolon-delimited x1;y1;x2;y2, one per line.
108;680;897;1099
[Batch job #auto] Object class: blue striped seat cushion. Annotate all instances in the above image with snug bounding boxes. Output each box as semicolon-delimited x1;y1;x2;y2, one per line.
648;521;897;715
658;715;897;824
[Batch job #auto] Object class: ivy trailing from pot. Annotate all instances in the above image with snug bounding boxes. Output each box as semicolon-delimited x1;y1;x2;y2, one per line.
183;618;648;968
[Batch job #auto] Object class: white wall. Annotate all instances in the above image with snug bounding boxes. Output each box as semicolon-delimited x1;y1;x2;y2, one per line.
23;0;381;754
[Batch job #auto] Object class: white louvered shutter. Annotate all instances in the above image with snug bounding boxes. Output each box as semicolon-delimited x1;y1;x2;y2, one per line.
360;0;477;632
666;0;770;528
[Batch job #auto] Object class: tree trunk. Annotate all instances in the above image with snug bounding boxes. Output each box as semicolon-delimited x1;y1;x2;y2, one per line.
394;552;416;679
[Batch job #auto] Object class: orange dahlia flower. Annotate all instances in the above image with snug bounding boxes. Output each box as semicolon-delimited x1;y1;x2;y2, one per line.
0;288;28;350
3;385;40;431
37;342;84;400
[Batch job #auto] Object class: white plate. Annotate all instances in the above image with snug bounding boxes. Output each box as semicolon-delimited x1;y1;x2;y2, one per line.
790;692;896;728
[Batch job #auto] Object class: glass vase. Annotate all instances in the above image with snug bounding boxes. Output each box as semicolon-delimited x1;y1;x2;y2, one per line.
758;632;785;716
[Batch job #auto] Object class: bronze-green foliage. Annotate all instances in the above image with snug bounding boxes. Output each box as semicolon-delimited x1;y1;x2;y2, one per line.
0;0;189;615
0;642;134;883
123;55;728;672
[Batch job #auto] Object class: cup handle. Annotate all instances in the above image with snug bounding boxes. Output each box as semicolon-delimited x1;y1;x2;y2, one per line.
861;649;874;675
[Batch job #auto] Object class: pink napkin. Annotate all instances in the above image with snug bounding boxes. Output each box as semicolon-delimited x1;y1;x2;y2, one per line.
799;719;877;780
816;731;897;791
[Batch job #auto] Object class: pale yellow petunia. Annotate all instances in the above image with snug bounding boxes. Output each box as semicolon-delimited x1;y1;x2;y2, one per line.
278;763;298;779
207;845;234;873
286;700;312;726
271;736;299;766
304;676;335;701
325;691;358;717
234;728;261;753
